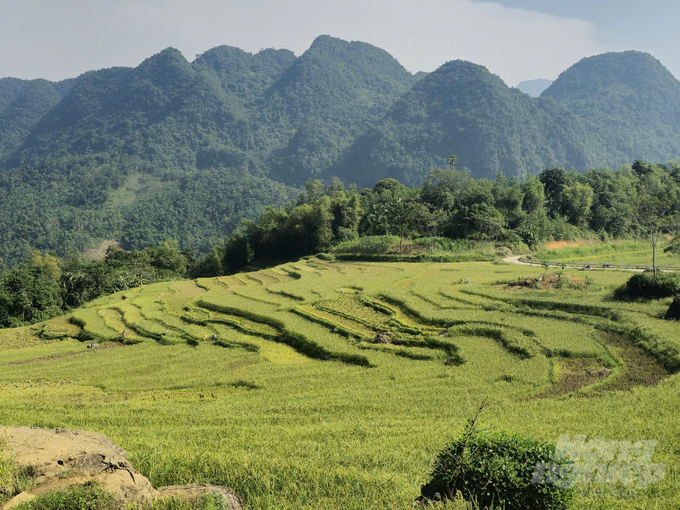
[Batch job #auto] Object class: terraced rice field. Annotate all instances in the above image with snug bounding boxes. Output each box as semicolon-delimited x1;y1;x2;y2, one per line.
0;259;679;509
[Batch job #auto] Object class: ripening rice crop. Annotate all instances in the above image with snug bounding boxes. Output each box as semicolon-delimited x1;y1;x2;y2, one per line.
0;257;678;510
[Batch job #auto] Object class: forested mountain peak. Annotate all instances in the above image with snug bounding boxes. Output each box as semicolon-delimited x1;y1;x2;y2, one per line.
305;34;413;82
414;59;511;96
542;50;680;167
543;51;680;101
134;47;197;90
192;45;296;103
258;34;415;185
194;45;296;74
270;34;413;100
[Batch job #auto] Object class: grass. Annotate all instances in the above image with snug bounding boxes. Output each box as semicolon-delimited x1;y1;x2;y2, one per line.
531;239;680;268
11;483;118;510
6;482;231;510
0;258;679;509
0;438;31;504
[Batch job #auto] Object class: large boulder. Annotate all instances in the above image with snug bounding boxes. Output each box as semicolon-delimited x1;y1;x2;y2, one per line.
0;427;242;510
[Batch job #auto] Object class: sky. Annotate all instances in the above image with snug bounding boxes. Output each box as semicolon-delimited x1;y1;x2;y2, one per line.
0;0;678;86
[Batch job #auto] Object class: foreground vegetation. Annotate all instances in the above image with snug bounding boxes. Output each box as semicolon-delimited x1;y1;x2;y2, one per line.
0;258;678;509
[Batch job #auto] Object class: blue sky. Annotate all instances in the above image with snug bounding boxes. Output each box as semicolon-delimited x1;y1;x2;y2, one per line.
1;0;677;86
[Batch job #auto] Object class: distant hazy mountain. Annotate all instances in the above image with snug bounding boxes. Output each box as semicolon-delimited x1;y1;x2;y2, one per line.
2;38;680;268
516;79;553;97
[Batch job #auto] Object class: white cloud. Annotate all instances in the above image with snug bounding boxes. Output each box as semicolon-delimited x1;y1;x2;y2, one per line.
1;0;608;84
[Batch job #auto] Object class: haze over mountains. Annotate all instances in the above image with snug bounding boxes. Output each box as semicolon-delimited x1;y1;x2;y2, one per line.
516;79;553;97
1;35;680;268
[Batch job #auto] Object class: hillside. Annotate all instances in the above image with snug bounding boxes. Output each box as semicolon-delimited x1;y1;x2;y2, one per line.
0;258;678;508
257;35;415;185
2;38;680;268
334;60;591;184
542;51;680;167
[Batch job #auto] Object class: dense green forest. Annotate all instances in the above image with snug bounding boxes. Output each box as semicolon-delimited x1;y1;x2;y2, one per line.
2;36;680;269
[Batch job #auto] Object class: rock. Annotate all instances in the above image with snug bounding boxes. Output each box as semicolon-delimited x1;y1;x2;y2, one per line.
0;427;243;510
3;492;35;509
374;332;392;344
665;296;680;320
157;483;243;509
586;368;613;378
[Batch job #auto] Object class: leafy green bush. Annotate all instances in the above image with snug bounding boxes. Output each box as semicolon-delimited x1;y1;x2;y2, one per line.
332;235;399;254
615;273;680;300
421;432;574;510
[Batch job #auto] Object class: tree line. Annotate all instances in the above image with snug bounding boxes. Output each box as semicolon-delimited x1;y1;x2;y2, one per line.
192;160;680;276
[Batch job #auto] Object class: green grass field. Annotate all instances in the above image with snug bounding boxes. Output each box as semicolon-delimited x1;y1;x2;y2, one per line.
531;240;680;268
1;259;679;509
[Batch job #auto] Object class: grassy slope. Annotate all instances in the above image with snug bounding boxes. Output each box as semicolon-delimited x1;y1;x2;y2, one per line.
0;259;678;509
532;240;680;267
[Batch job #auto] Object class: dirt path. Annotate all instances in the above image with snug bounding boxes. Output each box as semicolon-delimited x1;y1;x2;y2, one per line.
502;255;649;272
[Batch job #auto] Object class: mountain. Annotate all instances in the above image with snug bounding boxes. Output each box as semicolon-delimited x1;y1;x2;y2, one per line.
0;77;73;163
337;51;680;185
516;79;553;97
542;51;680;167
2;39;680;269
256;35;415;185
335;61;589;185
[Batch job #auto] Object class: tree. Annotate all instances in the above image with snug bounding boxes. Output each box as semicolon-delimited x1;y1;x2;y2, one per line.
391;199;429;253
300;180;325;204
539;168;568;217
150;240;187;273
223;234;252;274
521;176;545;214
561;182;593;226
637;196;672;280
448;154;458;167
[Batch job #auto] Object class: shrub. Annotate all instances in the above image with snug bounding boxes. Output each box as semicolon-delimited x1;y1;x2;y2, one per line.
332;235;399;254
615;273;680;300
421;432;574;510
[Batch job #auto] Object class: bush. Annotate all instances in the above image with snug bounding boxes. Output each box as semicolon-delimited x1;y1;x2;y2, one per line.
332;235;399;254
615;273;680;300
421;432;574;510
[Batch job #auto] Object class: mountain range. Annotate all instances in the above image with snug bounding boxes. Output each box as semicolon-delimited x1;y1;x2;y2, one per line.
1;35;680;268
